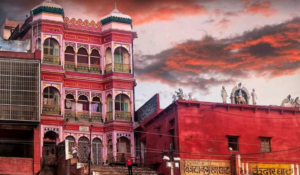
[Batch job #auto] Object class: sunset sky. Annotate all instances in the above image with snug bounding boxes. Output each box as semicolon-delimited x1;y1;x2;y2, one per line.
1;0;299;109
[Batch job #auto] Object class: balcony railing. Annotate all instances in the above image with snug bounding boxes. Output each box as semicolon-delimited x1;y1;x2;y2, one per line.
114;63;130;73
43;55;60;65
91;113;103;123
115;111;131;122
65;109;76;121
77;111;90;122
105;63;112;73
106;112;113;122
90;64;101;74
77;63;89;73
65;61;75;71
42;104;61;115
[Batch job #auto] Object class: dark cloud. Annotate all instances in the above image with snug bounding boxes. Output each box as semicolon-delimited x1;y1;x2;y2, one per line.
134;18;300;93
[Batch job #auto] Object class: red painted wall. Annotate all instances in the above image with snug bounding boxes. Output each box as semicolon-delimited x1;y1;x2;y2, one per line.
136;100;300;175
0;157;33;175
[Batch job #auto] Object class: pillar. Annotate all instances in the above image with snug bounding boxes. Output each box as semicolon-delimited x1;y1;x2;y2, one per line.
102;93;106;122
112;132;117;161
102;45;105;74
34;125;41;174
111;42;114;72
112;90;115;121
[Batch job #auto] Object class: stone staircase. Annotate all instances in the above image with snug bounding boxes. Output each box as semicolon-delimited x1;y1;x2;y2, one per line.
91;165;161;175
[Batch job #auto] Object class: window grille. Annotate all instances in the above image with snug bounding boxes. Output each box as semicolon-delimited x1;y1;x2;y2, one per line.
260;137;271;152
0;58;40;121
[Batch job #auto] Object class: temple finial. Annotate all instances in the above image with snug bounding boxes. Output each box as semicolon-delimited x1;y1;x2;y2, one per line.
114;2;117;9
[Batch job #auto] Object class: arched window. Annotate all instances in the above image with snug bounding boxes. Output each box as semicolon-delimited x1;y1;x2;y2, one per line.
114;47;129;64
43;87;60;105
77;48;88;64
65;94;75;110
36;38;41;50
91;97;102;113
91;50;100;65
78;95;89;111
107;94;112;112
43;38;59;56
65;46;75;62
66;135;75;153
115;94;130;112
105;48;112;64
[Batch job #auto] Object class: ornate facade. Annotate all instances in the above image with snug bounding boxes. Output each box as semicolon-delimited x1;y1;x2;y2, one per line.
9;0;137;165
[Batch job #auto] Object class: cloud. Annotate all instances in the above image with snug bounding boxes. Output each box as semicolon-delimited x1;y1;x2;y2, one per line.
215;19;232;29
134;18;300;93
245;1;277;17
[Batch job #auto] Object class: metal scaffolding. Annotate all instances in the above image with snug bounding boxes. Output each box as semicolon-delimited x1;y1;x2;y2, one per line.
0;58;40;121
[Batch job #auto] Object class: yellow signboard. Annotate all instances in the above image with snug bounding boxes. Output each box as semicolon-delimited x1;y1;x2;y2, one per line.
181;159;231;175
249;163;293;175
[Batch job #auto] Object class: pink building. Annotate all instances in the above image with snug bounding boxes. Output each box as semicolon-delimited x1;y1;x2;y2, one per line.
9;0;137;167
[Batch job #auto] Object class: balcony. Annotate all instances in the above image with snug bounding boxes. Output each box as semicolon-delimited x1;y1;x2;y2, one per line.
114;63;130;73
115;111;131;122
65;110;76;121
77;63;89;73
43;55;60;65
65;61;75;71
77;111;90;122
42;104;61;115
105;63;112;73
90;64;101;74
91;113;103;123
106;112;113;122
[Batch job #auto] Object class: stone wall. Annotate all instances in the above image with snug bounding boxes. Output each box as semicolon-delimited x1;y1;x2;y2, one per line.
0;157;33;175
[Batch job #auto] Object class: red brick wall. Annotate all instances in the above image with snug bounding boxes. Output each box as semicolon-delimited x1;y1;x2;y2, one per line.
0;157;33;175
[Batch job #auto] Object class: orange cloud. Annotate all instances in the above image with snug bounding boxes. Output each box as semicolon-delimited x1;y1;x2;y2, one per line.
246;1;277;17
135;18;300;92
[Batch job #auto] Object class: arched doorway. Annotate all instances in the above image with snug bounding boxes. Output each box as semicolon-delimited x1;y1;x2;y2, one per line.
117;137;130;161
78;136;89;163
43;131;58;147
65;135;75;154
92;138;102;165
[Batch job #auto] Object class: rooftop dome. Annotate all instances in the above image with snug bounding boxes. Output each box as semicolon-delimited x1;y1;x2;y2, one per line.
30;0;64;18
100;2;132;26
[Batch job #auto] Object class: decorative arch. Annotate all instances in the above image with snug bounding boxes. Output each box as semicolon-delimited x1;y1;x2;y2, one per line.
43;86;61;106
76;44;88;53
113;45;129;52
78;136;89;163
65;42;75;51
113;46;130;64
92;137;103;165
230;83;250;104
115;94;131;112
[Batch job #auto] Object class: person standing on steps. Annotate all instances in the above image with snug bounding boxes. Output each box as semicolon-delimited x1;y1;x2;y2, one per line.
126;156;133;175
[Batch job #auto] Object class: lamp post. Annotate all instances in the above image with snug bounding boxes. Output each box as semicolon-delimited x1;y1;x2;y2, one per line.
88;125;93;175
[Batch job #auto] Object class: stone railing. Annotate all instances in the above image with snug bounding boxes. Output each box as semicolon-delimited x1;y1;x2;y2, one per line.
43;55;60;65
115;111;131;122
106;112;113;122
65;109;76;121
77;111;90;122
65;61;76;71
42;104;61;115
90;64;101;74
114;63;130;73
105;63;112;73
91;113;103;123
77;63;89;73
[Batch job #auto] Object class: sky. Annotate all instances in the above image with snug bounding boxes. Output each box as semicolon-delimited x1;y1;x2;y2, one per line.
1;0;299;109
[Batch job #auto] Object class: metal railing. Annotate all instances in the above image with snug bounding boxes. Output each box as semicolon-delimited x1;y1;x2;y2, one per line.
65;109;76;121
77;63;89;73
115;111;132;121
105;63;112;73
106;112;113;122
42;104;61;115
114;63;130;73
77;111;90;122
64;61;76;71
43;55;60;65
91;112;103;123
90;64;101;74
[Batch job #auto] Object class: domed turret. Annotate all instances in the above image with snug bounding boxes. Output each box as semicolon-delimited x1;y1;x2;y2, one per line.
100;3;132;31
30;0;64;22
